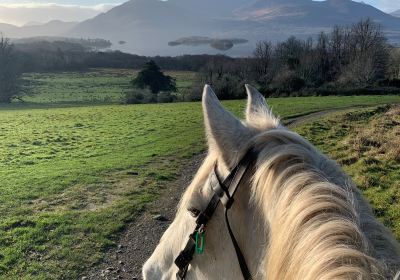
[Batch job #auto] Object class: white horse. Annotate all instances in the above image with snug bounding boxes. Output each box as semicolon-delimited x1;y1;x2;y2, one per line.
143;85;400;280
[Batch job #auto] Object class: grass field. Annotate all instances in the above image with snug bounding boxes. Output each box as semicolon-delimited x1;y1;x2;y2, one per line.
295;105;400;240
1;69;399;279
21;69;197;104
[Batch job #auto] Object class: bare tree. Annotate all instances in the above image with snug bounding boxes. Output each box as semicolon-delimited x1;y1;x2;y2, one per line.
332;19;389;87
253;40;272;80
388;48;400;80
340;53;377;87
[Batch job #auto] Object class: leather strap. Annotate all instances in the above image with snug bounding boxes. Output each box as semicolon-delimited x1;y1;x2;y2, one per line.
175;148;256;280
225;208;253;280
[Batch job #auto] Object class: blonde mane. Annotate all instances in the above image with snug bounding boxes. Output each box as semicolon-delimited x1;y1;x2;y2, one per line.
251;129;400;279
143;85;400;280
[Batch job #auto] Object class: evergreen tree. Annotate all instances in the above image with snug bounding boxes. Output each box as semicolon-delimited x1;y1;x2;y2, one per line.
131;60;176;94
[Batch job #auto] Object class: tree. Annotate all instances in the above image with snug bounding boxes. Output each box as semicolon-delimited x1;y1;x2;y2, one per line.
338;19;389;87
131;60;176;94
0;35;21;103
388;48;400;80
253;40;272;80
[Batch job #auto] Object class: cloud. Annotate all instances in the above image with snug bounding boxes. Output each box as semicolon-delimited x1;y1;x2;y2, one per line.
375;0;400;12
0;2;118;26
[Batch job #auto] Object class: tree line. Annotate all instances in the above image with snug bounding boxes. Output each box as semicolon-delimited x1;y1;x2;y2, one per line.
191;19;400;100
13;41;215;72
1;19;400;103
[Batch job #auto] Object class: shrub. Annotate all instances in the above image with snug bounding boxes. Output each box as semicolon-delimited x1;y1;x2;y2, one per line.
125;88;156;104
157;92;176;103
269;71;306;95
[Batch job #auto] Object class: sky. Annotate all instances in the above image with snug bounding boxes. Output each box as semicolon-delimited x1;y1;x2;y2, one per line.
0;0;400;26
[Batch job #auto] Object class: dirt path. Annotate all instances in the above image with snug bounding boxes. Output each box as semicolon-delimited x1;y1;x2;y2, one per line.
84;154;205;280
82;106;363;280
283;106;365;127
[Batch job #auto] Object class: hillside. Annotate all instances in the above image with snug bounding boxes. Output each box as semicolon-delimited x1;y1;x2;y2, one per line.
1;0;400;55
240;0;399;26
392;9;400;17
68;0;400;55
0;20;77;38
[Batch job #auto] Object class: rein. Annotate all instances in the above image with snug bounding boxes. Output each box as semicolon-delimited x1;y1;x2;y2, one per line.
174;148;257;280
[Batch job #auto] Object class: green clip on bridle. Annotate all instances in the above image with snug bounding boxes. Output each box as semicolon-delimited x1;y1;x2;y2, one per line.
174;148;256;280
195;226;205;254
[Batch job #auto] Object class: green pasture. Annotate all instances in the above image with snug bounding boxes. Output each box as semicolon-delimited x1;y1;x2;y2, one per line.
21;69;196;104
295;105;400;240
0;76;399;279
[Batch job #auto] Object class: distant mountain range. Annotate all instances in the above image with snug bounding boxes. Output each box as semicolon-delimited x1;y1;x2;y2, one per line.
0;20;78;38
392;10;400;17
1;0;400;55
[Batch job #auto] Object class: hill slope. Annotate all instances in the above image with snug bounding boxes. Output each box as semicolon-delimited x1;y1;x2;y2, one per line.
2;0;400;55
392;9;400;17
68;0;400;55
240;0;400;26
0;20;77;38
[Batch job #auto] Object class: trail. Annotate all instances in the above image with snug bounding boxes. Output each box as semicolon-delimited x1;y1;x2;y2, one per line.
83;106;362;280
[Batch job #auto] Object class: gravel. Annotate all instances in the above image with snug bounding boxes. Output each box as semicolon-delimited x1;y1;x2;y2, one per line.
83;154;205;280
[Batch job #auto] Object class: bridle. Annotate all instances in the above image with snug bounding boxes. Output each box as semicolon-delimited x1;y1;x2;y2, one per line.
174;148;257;280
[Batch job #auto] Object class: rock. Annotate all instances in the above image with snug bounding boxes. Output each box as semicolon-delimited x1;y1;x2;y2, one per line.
116;249;123;254
152;214;169;222
118;260;124;265
127;171;139;176
104;267;114;274
81;277;88;280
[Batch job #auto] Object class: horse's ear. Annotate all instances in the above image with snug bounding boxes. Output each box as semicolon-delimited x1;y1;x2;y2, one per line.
202;85;250;167
245;84;279;130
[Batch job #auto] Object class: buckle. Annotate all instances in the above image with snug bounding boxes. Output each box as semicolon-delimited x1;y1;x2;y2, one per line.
209;170;234;208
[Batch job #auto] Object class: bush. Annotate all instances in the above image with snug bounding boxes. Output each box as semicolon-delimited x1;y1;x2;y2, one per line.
157;92;176;103
190;73;247;101
125;89;156;104
269;71;306;95
125;89;176;104
378;79;400;88
211;74;246;100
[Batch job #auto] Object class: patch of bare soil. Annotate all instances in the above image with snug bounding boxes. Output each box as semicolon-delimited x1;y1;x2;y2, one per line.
83;154;204;280
283;107;364;127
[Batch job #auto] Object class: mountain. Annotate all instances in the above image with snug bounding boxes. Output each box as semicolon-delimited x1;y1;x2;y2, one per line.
0;23;19;36
240;0;400;26
392;9;400;17
67;0;400;55
2;0;400;55
67;0;256;55
23;21;43;27
0;20;78;38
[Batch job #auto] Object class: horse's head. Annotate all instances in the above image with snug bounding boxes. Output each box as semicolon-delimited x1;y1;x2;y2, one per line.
143;85;279;280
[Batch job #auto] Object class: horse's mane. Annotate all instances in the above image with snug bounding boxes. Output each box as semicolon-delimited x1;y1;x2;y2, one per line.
250;128;400;279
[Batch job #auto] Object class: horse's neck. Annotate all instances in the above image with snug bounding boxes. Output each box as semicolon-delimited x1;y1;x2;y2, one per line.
319;155;400;266
252;143;390;279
